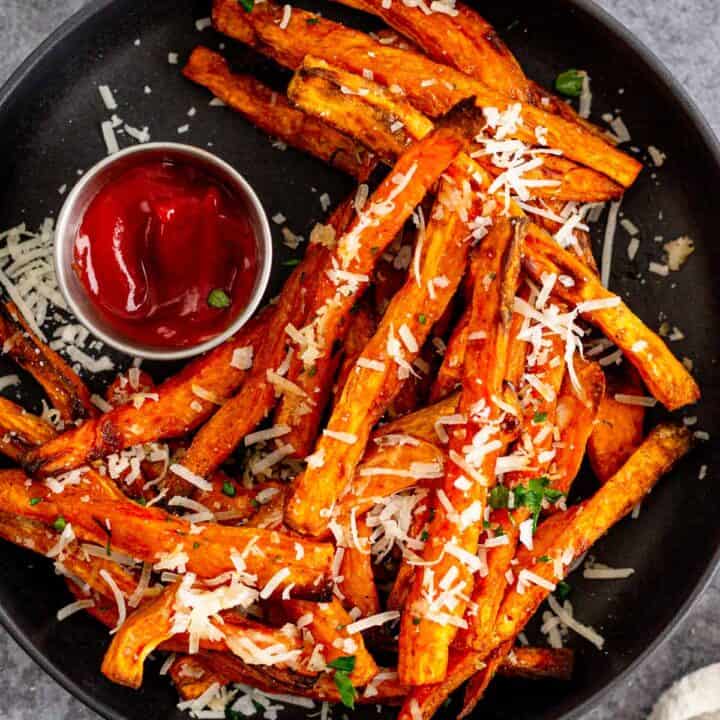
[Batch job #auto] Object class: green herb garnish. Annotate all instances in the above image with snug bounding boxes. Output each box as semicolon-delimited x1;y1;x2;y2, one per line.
412;616;421;625
307;365;318;377
282;259;301;267
487;477;564;532
555;69;585;98
329;656;357;708
533;411;548;424
488;484;510;510
418;314;427;325
208;288;231;309
537;555;551;563
222;481;236;498
420;529;429;542
52;516;67;532
29;497;42;506
555;580;572;601
306;16;319;24
238;0;254;12
251;498;261;509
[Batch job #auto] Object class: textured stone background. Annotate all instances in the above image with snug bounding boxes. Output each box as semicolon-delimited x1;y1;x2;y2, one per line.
0;1;718;719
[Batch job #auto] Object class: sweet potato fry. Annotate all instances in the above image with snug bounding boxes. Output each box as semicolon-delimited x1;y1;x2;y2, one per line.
26;311;268;477
337;515;381;617
374;391;460;445
398;217;524;685
102;583;177;688
168;243;329;485
213;0;641;187
289;57;622;202
551;357;605;495
334;300;377;400
0;469;333;597
0;302;95;422
588;365;646;482
286;162;479;536
183;47;375;180
493;423;693;646
499;646;574;681
458;641;513;719
169;656;226;701
273;197;357;458
0;396;56;461
523;228;700;410
283;599;378;685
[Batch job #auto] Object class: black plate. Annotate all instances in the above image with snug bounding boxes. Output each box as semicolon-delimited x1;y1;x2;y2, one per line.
0;1;718;719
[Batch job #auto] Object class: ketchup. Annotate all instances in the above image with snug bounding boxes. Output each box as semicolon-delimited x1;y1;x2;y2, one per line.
73;160;258;348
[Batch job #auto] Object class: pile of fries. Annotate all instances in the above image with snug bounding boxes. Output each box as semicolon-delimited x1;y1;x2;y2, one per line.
0;0;701;717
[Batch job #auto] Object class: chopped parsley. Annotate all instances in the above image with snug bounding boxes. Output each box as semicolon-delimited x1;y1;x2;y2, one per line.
537;555;551;563
328;656;357;708
555;580;572;601
420;529;429;542
29;497;42;506
555;69;584;98
52;516;67;532
533;411;548;424
238;0;254;11
488;476;564;531
418;314;427;325
222;481;236;498
282;258;301;267
208;288;231;309
306;16;319;24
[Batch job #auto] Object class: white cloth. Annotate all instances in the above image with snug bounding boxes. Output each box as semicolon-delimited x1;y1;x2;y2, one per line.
649;664;720;720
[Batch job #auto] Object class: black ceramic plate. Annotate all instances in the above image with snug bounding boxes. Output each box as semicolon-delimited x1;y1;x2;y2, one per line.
0;1;718;719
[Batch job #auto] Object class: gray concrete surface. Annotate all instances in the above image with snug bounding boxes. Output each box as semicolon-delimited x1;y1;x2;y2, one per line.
0;1;718;719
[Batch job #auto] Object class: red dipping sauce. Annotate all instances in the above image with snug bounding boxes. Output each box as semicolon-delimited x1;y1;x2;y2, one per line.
73;159;258;349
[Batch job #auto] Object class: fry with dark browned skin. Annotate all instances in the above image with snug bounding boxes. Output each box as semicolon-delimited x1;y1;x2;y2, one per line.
0;303;95;423
523;228;700;410
457;641;514;719
551;358;606;495
398;217;524;685
333;0;606;142
334;300;377;400
337;515;381;617
492;423;692;646
273;197;357;458
499;646;574;681
183;114;474;485
588;365;646;482
183;47;375;180
286;160;480;536
0;397;56;461
26;310;268;477
288;57;623;202
169;656;225;701
0;469;332;597
213;0;641;187
374;391;460;445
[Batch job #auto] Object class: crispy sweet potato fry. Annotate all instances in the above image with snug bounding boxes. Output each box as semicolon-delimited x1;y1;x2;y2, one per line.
183;47;375;180
0;469;333;597
169;655;225;701
398;217;524;685
102;583;177;688
0;303;95;422
374;392;460;445
337;516;381;617
169;243;329;485
26;311;268;477
334;300;377;400
213;0;641;187
0;396;56;461
185;113;473;485
551;358;605;495
286;163;479;535
288;57;622;202
458;641;513;719
273;197;357;458
588;365;646;482
283;599;378;685
523;228;700;410
493;423;693;645
499;646;574;681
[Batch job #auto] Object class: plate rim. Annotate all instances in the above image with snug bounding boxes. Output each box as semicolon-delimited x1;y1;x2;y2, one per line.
0;1;719;719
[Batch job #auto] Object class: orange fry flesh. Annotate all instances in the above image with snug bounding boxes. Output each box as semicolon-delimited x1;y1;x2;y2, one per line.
289;57;623;203
183;46;375;180
523;228;700;410
0;469;333;598
26;311;267;477
588;365;646;482
0;397;56;461
398;217;524;685
213;0;641;187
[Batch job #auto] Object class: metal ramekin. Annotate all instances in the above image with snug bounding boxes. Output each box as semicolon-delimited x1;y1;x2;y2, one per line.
54;142;272;361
